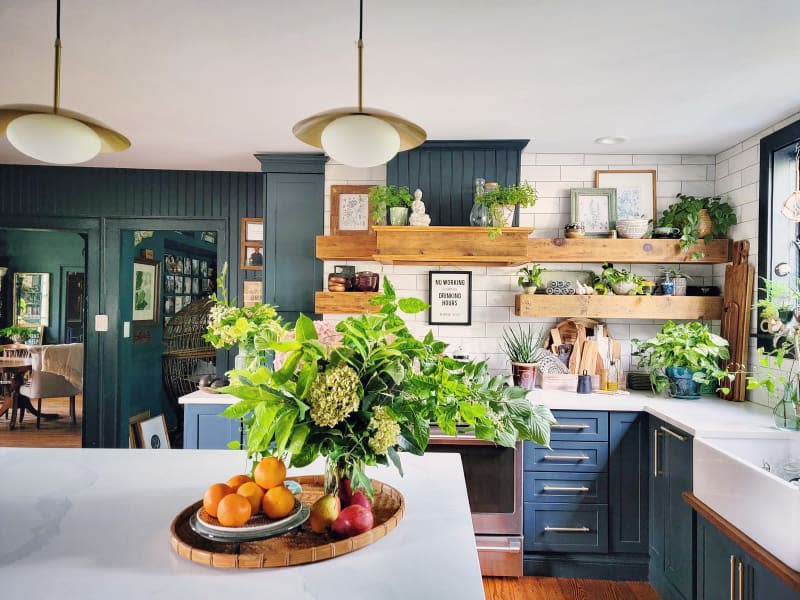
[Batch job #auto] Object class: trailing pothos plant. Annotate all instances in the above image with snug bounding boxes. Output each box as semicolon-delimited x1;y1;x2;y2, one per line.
217;279;556;498
658;193;737;259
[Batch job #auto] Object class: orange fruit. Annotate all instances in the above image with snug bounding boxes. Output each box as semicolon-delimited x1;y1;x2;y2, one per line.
254;456;286;490
217;493;252;527
203;483;234;517
226;474;253;491
262;485;295;519
237;481;265;514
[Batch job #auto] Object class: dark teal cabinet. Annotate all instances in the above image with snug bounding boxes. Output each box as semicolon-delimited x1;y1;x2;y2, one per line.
649;417;694;600
696;514;797;600
183;403;242;449
609;412;649;554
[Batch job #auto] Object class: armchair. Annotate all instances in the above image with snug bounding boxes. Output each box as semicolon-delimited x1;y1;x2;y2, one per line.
20;344;82;429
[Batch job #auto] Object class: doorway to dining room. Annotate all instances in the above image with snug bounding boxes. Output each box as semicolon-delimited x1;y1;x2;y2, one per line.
0;227;88;448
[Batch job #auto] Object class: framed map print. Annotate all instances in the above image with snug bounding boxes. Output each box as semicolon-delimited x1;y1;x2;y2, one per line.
330;185;376;235
595;170;656;222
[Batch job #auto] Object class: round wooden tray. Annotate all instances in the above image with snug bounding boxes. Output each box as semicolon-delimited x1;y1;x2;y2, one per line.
170;475;405;568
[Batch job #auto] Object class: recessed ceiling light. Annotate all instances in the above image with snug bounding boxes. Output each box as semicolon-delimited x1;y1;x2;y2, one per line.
594;136;628;145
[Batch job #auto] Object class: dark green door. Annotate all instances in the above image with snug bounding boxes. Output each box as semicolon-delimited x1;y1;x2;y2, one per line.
697;515;739;600
663;423;694;599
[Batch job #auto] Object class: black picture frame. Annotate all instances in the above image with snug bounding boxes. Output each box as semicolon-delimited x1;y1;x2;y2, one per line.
428;270;472;326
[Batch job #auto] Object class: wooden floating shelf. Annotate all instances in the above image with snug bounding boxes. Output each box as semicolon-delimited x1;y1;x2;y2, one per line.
515;294;725;320
316;229;734;266
526;238;732;264
315;291;380;314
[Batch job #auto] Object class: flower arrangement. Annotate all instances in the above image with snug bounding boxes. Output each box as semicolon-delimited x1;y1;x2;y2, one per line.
212;278;556;498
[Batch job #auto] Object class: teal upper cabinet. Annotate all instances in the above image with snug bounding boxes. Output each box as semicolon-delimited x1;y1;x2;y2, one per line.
649;417;694;600
386;140;529;226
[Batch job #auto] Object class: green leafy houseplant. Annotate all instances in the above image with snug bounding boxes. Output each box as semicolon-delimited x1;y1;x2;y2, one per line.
212;278;556;498
633;321;732;396
517;263;546;292
658;193;737;259
598;262;645;295
500;325;549;364
368;185;413;225
755;277;797;321
0;325;34;342
475;182;538;238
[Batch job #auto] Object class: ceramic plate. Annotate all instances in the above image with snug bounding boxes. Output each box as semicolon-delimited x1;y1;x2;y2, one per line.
191;499;310;542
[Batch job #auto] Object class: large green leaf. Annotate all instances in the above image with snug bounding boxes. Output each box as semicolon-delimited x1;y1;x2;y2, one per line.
287;423;310;456
295;314;318;342
295;360;318;400
273;407;299;456
398;297;429;314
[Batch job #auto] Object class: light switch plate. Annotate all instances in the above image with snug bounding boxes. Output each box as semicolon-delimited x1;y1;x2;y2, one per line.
123;321;130;338
95;314;108;332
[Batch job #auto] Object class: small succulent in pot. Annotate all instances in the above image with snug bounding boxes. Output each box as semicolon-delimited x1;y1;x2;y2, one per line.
500;325;549;390
517;263;546;295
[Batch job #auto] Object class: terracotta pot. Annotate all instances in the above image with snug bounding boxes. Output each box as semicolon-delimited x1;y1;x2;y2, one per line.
697;209;712;238
511;362;538;391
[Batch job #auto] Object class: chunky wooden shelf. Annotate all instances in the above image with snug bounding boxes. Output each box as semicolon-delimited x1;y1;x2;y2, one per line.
374;255;530;266
315;291;379;314
316;234;376;260
515;294;725;320
526;238;732;264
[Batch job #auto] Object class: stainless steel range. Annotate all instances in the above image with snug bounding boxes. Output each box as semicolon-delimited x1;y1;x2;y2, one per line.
426;428;523;577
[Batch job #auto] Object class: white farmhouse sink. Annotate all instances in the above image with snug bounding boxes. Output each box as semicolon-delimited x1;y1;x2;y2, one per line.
694;435;800;571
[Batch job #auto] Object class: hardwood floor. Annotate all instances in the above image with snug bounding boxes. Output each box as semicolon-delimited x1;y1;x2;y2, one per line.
483;577;660;600
0;395;82;448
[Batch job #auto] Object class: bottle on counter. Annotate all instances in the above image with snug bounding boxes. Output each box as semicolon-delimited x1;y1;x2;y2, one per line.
607;360;619;391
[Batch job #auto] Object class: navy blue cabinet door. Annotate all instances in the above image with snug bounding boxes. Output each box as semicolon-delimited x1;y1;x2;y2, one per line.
183;403;241;449
609;412;649;554
696;515;740;600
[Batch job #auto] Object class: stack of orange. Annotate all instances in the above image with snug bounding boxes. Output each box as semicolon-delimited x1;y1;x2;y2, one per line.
202;456;296;527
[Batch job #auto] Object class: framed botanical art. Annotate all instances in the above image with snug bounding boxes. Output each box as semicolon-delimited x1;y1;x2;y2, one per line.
330;185;375;235
595;169;657;222
570;188;617;236
132;258;160;324
429;271;472;326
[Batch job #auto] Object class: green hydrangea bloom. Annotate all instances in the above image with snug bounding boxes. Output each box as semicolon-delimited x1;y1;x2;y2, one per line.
309;364;360;427
368;406;400;455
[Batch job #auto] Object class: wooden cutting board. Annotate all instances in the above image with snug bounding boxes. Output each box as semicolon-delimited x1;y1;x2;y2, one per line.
718;240;754;402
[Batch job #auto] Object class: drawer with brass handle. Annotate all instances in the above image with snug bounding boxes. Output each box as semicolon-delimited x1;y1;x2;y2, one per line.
523;472;608;503
550;410;608;441
524;441;609;473
524;503;608;553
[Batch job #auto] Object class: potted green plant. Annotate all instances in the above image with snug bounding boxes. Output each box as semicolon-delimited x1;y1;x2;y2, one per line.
475;181;537;238
369;185;414;226
756;277;797;324
0;325;34;344
500;325;549;391
633;321;732;399
658;193;737;259
517;264;546;294
599;262;644;295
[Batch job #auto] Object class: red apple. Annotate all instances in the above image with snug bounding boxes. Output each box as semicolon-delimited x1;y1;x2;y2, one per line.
331;504;374;538
350;490;371;509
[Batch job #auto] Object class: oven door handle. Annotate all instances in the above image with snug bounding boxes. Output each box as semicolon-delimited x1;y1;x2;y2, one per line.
544;526;591;533
475;539;522;552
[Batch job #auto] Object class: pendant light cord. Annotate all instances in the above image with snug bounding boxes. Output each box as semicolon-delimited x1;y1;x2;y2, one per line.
357;0;364;112
53;0;62;113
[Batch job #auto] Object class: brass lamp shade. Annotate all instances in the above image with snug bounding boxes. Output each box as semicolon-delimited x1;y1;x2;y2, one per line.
0;104;130;154
292;106;426;153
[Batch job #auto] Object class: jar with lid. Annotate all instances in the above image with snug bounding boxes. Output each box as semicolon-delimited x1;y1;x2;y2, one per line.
469;178;489;226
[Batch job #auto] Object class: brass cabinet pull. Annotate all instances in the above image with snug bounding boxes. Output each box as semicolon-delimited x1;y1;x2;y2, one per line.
653;429;661;477
542;454;589;461
738;560;743;600
544;526;590;533
660;425;688;442
551;424;590;430
729;555;735;600
542;485;590;493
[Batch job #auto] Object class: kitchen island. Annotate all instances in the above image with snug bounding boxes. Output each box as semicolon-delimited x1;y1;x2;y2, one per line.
0;449;484;600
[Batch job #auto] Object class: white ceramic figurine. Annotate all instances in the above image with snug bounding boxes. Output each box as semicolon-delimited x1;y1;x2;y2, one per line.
409;188;431;226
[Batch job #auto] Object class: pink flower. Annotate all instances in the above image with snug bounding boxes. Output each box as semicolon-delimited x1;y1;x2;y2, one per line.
273;320;343;370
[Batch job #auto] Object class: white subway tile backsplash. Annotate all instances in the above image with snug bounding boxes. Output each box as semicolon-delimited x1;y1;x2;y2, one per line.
681;180;715;197
715;172;742;196
634;155;682;164
520;165;562;181
682;155;715;165
534;154;585;166
729;146;759;173
535;181;584;198
717;143;743;163
561;165;604;182
584;154;633;165
658;164;708;181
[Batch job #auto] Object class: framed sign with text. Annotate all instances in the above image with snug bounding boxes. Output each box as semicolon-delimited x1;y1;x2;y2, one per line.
429;271;472;326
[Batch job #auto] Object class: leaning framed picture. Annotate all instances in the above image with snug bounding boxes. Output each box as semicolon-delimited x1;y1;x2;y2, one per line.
429;271;472;326
132;258;160;324
570;188;617;236
330;185;375;235
595;169;656;222
137;414;171;449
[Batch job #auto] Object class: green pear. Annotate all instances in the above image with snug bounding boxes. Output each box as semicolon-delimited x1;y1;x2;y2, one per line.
310;494;341;533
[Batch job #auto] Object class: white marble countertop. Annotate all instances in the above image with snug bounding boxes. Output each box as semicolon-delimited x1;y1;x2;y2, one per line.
528;388;792;438
0;450;483;600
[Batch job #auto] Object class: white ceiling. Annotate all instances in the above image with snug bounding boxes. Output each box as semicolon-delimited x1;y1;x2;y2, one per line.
1;0;799;171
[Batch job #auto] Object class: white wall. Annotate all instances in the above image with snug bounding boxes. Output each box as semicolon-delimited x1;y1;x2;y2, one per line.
714;110;800;408
323;153;718;377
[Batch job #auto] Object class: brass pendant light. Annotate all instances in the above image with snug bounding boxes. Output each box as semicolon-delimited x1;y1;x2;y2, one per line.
0;0;130;164
292;0;425;167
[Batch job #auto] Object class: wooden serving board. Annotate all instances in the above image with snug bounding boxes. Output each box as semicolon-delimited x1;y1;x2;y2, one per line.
719;240;754;402
170;475;404;569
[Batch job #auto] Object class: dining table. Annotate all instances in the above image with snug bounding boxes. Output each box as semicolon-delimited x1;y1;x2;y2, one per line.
0;356;34;430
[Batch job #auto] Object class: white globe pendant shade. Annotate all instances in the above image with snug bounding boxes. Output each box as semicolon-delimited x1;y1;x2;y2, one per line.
321;114;401;168
7;113;102;165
